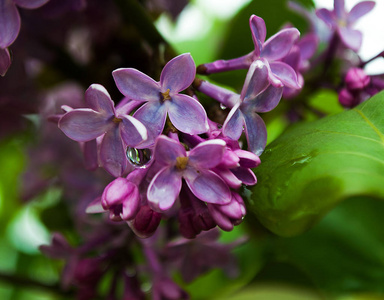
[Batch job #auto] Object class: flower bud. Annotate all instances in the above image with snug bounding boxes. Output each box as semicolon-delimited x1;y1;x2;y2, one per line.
345;68;370;90
128;205;162;238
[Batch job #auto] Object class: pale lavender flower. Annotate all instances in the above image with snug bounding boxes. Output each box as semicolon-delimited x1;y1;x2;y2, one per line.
112;53;209;148
198;14;301;89
147;135;231;211
59;84;147;177
316;0;375;51
0;0;50;49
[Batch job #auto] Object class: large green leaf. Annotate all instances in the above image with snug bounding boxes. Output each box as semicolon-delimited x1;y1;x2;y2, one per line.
248;91;384;236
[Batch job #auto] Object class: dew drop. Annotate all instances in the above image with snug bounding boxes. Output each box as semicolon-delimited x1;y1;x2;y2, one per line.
126;147;152;168
220;103;227;110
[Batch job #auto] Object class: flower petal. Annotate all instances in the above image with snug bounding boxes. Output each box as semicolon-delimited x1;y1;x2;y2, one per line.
337;27;362;51
99;126;127;177
251;84;283;113
133;101;167;148
188;139;226;169
168;94;209;134
241;60;269;102
85;197;105;214
184;169;231;204
112;68;160;101
0;0;20;48
231;167;257;185
119;115;147;147
222;104;244;141
334;0;345;20
262;28;300;61
85;84;115;115
347;1;375;25
315;8;336;28
160;53;196;93
14;0;49;9
0;47;11;76
243;110;267;156
147;166;182;211
249;14;266;57
59;109;112;142
269;61;301;89
81;139;98;171
153;135;186;165
234;149;261;168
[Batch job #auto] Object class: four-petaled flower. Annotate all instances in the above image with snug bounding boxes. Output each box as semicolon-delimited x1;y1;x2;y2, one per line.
147;135;231;211
112;53;209;148
316;0;375;51
59;84;147;177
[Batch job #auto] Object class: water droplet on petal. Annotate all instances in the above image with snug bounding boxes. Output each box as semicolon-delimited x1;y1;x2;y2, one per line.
220;103;227;110
126;147;152;168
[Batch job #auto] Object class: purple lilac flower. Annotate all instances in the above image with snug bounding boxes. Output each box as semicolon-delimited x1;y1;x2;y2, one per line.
59;84;147;177
316;0;375;51
198;14;301;90
147;135;231;211
112;53;209;148
128;205;162;238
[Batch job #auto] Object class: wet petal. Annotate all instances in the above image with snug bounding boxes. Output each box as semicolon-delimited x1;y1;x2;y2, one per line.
347;1;375;25
315;8;336;28
160;53;196;93
99;127;127;177
222;104;244;141
59;109;112;142
14;0;49;9
168;94;209;134
184;169;231;204
243;110;267;156
338;27;362;51
262;28;300;61
241;60;269;102
188;139;226;169
85;84;115;115
153;135;186;166
147;166;182;211
0;47;11;76
269;61;301;89
249;14;266;57
133;101;167;148
119;115;147;147
0;0;20;48
112;68;160;101
251;84;283;113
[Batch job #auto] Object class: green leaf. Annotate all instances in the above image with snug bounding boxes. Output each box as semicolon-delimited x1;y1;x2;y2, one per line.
248;91;384;236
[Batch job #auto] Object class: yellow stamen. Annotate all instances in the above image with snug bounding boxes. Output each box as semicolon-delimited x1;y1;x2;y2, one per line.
175;156;189;170
161;89;171;101
113;117;123;124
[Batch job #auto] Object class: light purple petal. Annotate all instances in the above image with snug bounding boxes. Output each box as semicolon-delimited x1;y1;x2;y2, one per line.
231;167;257;185
119;115;147;147
147;166;182;211
82;139;98;171
160;53;195;93
153;135;186;166
334;0;345;20
338;27;362;51
84;84;115;115
269;61;301;89
112;68;160;101
243;110;267;156
250;84;283;113
121;185;140;220
234;149;261;168
315;8;336;28
0;0;20;48
184;169;231;205
298;33;319;60
99;126;127;177
214;167;242;189
14;0;49;9
101;178;135;207
249;14;266;57
347;1;375;25
188;139;226;169
59;109;113;142
168;94;209;134
133;101;167;148
241;60;269;102
262;58;283;87
222;104;244;141
262;28;300;61
0;47;11;76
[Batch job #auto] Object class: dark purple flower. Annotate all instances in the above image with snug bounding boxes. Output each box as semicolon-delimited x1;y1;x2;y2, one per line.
128;205;162;238
59;84;147;177
316;0;375;51
0;47;10;76
147;135;231;211
112;53;209;147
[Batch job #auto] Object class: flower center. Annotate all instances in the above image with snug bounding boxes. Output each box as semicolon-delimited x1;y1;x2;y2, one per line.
161;89;172;101
175;156;189;170
113;117;123;124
